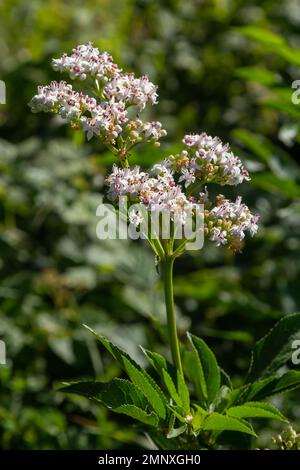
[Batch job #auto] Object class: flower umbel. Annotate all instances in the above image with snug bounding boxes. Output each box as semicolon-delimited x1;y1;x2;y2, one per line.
164;132;250;188
29;43;166;157
52;42;121;81
105;162;258;249
205;194;259;251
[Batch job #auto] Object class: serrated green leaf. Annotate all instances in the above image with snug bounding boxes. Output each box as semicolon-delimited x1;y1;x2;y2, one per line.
84;325;117;358
187;333;221;405
183;350;203;401
227;402;288;422
234;370;300;403
113;404;159;426
202;413;257;436
142;348;190;414
83;325;167;420
248;313;300;380
61;379;159;426
61;378;147;409
161;368;182;406
122;357;166;419
191;404;207;433
251;371;300;400
142;349;181;407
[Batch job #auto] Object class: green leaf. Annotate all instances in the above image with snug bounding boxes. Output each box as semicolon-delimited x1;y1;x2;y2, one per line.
251;371;300;400
122;357;166;419
202;413;257;437
201;326;253;344
232;128;299;177
236;26;286;47
231;129;271;164
187;333;221;405
251;173;300;198
263;99;300;119
236;26;300;67
61;378;159;426
234;370;300;403
276;46;300;67
161;369;182;406
227;402;288;422
248;313;300;381
142;348;190;414
83;325;167;419
183;350;204;401
235;67;280;86
191;404;207;433
113;405;159;426
167;405;189;424
61;378;145;407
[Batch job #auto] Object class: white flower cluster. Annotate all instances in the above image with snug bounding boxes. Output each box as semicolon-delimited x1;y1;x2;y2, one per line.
105;163;259;250
104;73;158;110
164;132;250;188
105;164;148;200
205;195;259;251
29;81;79;116
29;43;166;147
105;164;199;225
52;42;120;81
29;81;127;142
29;44;258;251
80;100;128;142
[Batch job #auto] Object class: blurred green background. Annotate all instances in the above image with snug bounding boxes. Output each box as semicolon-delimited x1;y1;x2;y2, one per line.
0;0;300;449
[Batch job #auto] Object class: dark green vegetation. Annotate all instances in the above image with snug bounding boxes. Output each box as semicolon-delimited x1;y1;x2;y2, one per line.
0;0;300;449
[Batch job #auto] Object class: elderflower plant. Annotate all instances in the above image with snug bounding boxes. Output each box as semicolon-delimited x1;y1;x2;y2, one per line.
29;42;166;163
30;44;300;451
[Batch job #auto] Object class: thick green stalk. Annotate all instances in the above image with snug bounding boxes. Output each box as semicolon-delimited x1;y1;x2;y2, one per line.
162;256;183;375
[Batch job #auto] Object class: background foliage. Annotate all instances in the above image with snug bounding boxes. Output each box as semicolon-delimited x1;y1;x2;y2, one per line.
0;0;299;449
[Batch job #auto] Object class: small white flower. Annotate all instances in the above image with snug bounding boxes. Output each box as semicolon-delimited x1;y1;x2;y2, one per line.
129;209;143;227
52;43;121;81
179;167;196;187
210;227;228;246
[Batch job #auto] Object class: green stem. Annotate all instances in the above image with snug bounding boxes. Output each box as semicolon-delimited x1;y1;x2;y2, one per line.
151;238;166;261
162;256;183;375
